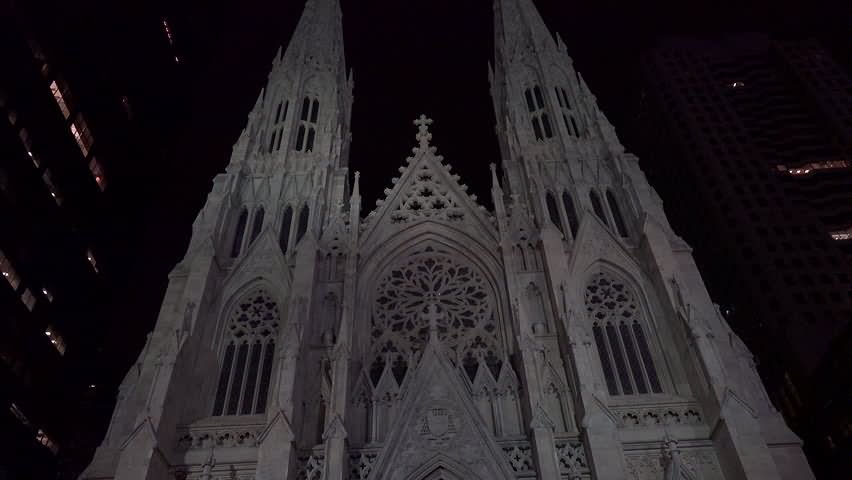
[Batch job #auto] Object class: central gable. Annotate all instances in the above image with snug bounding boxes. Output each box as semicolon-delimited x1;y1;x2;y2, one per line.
368;340;516;480
360;115;496;247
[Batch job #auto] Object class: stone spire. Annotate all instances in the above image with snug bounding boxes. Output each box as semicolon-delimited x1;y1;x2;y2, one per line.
493;0;556;63
229;0;353;178
276;0;347;77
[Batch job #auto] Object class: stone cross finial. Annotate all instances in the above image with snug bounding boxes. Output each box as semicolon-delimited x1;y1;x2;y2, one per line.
414;114;434;149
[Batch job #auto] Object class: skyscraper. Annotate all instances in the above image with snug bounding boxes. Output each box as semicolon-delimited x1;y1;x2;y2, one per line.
0;7;190;480
631;33;852;478
82;2;812;479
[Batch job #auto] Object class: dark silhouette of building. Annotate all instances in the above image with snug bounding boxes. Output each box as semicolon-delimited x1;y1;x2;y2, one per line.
630;33;852;478
0;5;190;479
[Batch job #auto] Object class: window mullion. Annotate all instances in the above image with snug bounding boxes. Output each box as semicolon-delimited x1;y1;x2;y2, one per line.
602;321;623;395
628;321;653;391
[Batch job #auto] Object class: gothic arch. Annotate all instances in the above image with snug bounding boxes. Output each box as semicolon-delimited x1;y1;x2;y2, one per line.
210;284;283;416
213;277;289;352
403;454;484;480
356;224;510;360
579;263;673;397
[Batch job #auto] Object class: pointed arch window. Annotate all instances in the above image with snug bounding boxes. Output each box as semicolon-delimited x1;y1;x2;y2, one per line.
545;192;563;234
589;189;609;227
606;189;629;238
585;272;662;396
279;206;294;254
230;208;249;258
555;86;579;137
268;100;289;153
294;97;319;152
561;191;579;237
524;85;553;141
212;290;280;416
249;207;265;244
295;205;310;244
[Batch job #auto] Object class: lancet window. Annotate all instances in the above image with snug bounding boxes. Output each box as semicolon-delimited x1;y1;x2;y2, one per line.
212;289;280;416
279;206;294;254
546;192;563;234
606;189;629;238
589;189;609;228
562;191;579;238
268;100;289;153
295;205;310;244
230;208;249;258
524;85;553;141
585;272;662;396
249;207;265;244
554;86;580;137
294;97;319;152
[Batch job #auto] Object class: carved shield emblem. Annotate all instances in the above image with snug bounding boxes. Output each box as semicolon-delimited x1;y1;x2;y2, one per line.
420;406;458;446
427;408;450;436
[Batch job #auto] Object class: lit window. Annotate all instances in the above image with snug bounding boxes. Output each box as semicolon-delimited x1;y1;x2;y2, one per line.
9;403;32;428
44;326;66;355
162;18;175;45
121;95;132;119
35;429;59;455
86;249;99;273
20;288;36;311
49;80;71;118
18;128;40;167
42;287;54;302
70;114;93;157
830;227;852;241
89;157;107;191
41;169;62;205
777;160;851;176
0;249;22;291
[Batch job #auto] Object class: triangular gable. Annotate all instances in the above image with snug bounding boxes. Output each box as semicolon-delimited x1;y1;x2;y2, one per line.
568;211;641;280
368;342;515;480
361;116;495;245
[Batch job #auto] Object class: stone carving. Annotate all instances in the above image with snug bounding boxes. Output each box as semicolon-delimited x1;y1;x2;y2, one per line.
555;440;588;475
613;403;703;428
372;246;500;375
418;406;459;446
625;447;723;480
175;426;263;451
348;451;378;480
585;272;639;324
502;443;535;475
389;159;467;224
295;453;325;480
226;290;280;342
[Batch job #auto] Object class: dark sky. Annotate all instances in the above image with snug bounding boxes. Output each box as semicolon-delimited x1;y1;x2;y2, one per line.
158;0;849;228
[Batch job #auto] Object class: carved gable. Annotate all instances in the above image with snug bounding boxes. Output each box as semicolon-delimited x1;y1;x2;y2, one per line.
369;343;515;480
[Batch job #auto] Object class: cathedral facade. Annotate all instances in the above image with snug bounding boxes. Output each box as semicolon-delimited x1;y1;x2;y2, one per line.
81;1;814;479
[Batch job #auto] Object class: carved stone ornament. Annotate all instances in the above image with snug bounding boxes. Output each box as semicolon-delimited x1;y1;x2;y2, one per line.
418;406;459;446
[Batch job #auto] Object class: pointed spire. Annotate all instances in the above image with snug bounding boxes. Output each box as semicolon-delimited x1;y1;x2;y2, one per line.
282;0;346;73
493;0;556;61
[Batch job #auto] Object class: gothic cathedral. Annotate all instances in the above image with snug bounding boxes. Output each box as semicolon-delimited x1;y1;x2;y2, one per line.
82;1;813;479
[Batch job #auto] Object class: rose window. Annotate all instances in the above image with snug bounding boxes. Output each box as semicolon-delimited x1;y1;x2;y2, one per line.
371;247;500;372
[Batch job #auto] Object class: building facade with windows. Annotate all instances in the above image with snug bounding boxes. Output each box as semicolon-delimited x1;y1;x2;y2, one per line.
83;1;812;479
0;7;190;480
630;34;852;478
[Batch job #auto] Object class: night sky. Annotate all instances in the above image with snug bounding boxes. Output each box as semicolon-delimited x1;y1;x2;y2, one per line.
159;0;849;221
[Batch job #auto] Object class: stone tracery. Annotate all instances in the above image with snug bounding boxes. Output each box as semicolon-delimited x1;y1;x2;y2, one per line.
371;246;501;373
